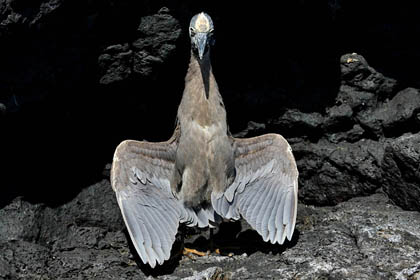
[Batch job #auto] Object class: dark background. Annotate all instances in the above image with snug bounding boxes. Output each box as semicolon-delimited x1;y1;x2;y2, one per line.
1;0;419;207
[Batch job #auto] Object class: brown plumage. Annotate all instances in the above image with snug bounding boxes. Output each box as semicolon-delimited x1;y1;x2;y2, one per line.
111;12;298;268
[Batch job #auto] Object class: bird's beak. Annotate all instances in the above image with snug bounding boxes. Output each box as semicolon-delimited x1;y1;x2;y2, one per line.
194;32;208;60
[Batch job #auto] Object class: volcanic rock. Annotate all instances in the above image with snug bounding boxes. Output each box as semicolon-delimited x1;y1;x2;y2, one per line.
382;133;420;211
1;185;419;279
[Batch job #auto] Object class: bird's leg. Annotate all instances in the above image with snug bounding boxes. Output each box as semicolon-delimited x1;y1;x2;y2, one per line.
210;228;224;255
211;223;241;256
209;228;223;255
210;228;214;252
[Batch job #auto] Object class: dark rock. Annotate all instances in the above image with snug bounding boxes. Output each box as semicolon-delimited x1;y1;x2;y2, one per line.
1;181;419;279
340;53;398;97
182;267;230;280
98;7;181;84
156;194;420;279
228;53;420;210
0;198;44;242
132;50;163;77
293;138;385;205
136;7;180;40
382;133;420;211
336;53;399;127
132;8;181;78
38;180;123;248
98;44;133;85
232;121;265;138
280;194;420;279
0;0;64;33
0;241;50;279
325;124;365;143
356;87;420;138
270;109;324;139
336;85;377;112
382;88;420;135
323;103;354;132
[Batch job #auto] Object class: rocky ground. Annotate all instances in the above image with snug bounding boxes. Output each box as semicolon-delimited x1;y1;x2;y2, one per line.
1;180;420;279
1;1;420;279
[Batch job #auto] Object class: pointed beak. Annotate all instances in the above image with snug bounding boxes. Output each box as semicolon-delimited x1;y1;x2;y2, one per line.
194;32;208;60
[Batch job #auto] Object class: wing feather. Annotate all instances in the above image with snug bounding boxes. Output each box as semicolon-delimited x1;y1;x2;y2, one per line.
267;183;282;243
150;206;175;248
111;133;197;268
237;187;254;216
286;189;297;240
275;190;288;244
283;190;293;225
212;134;298;245
255;180;272;236
245;182;265;226
141;205;165;261
260;183;277;241
119;197;149;264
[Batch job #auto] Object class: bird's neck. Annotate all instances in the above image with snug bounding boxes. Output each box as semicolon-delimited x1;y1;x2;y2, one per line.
178;50;226;128
184;51;215;100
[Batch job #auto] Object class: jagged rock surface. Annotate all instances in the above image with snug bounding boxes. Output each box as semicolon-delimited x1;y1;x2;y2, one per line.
382;133;420;211
249;53;420;210
98;7;182;84
293;138;386;205
1;182;419;279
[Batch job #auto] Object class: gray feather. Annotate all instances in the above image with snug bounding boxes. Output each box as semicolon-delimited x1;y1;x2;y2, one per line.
267;184;282;243
119;198;149;264
275;192;288;244
260;183;277;241
213;134;298;245
283;189;293;225
249;180;269;228
111;137;190;268
224;184;236;203
196;208;210;228
255;182;274;238
286;190;296;240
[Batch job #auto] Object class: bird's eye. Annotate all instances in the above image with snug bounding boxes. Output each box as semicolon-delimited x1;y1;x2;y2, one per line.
189;27;196;37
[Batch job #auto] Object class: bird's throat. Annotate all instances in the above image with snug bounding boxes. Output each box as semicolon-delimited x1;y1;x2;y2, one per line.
197;53;211;99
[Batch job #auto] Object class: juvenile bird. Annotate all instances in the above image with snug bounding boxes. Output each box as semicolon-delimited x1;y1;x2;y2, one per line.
111;12;298;268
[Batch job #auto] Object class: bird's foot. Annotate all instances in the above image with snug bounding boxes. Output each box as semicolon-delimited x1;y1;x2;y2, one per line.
183;247;209;257
214;246;240;257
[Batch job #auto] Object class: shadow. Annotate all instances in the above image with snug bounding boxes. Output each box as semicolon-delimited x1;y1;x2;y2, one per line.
122;221;300;276
124;229;183;277
185;221;300;257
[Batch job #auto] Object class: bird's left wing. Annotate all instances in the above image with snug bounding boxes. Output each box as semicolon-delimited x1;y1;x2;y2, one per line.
110;134;196;268
211;133;298;244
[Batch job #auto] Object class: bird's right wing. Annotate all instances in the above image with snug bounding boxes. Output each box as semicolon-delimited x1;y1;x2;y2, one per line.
110;134;199;268
212;134;298;244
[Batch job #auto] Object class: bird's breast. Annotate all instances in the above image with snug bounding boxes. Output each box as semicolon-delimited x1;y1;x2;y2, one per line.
190;120;225;145
175;119;234;205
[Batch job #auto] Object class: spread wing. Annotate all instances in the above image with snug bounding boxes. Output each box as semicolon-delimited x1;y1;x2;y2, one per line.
111;133;203;268
212;134;298;244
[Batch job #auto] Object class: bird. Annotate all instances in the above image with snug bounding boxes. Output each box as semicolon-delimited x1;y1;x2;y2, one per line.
111;12;298;268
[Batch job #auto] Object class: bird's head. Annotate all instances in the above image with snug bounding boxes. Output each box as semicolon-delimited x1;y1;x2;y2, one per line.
189;12;214;60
